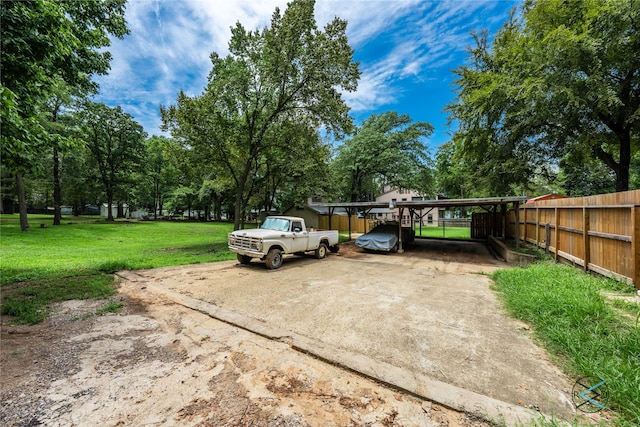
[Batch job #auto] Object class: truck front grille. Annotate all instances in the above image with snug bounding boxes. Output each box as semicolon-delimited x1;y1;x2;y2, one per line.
229;235;262;252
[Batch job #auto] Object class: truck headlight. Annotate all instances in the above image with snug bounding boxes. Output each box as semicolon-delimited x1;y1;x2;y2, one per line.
257;240;262;251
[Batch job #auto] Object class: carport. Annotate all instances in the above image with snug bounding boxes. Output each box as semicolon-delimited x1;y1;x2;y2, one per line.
318;196;528;253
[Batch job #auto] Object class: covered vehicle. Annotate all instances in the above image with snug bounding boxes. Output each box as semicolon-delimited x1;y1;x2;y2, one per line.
355;222;415;252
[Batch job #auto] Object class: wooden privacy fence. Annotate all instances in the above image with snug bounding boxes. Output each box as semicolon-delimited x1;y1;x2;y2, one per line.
509;190;640;289
317;215;370;234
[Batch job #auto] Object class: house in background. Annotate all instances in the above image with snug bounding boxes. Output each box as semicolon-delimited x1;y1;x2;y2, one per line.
372;185;442;226
100;203;125;218
100;203;148;219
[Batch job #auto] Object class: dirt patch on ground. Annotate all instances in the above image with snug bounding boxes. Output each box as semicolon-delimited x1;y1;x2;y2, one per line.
1;283;489;426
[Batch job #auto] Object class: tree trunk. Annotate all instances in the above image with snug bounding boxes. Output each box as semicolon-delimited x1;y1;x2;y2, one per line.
205;194;212;221
106;193;114;222
233;164;252;230
153;178;159;220
616;131;631;192
16;173;30;232
215;197;222;222
234;189;243;230
53;147;61;225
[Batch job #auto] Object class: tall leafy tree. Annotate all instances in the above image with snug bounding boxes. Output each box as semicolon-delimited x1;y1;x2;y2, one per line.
558;150;617;197
162;133;214;220
59;146;103;216
332;111;434;202
143;136;180;219
0;0;128;230
40;80;84;225
78;102;146;222
162;0;360;229
435;140;475;198
448;0;639;194
254;121;331;213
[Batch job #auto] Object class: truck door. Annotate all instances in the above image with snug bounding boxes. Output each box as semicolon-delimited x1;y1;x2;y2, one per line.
290;220;309;252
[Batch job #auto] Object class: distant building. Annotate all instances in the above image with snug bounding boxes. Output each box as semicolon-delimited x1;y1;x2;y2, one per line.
372;185;440;226
526;193;568;204
100;203;123;218
282;204;352;229
100;203;148;219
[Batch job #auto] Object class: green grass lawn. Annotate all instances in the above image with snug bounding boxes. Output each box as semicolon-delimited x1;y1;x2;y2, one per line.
492;262;640;426
415;226;471;239
1;215;236;323
0;215;235;285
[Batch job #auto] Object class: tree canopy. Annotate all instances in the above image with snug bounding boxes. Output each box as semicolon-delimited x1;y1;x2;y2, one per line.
447;0;639;195
162;0;360;229
332;111;434;202
1;0;128;170
77;102;146;222
0;0;128;230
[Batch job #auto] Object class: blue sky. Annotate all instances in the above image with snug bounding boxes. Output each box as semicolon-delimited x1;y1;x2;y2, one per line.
94;0;519;151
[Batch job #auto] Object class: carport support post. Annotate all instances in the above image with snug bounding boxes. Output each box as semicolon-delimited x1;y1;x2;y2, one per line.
328;207;335;231
491;206;497;237
501;203;507;240
361;209;366;234
362;208;373;234
514;201;520;250
398;207;405;253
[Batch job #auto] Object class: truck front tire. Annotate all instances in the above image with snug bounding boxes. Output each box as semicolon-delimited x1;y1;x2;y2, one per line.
237;254;252;265
315;243;328;259
265;248;283;269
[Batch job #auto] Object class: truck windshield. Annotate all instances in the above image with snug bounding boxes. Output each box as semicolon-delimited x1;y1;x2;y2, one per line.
260;218;290;232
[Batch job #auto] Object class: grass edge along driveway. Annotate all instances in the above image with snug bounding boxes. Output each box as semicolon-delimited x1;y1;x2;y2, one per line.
492;262;639;426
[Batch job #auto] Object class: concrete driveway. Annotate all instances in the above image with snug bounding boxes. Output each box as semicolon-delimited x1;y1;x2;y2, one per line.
131;239;577;420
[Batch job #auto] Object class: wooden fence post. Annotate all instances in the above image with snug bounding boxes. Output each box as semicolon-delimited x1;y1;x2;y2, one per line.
632;206;640;290
514;202;520;250
522;205;527;243
545;223;550;253
535;207;540;247
554;207;559;260
583;207;590;272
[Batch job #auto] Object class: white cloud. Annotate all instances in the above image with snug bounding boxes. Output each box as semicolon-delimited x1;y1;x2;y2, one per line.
339;0;515;113
93;0;515;134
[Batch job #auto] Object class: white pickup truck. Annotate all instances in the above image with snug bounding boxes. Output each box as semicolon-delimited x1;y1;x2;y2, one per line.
228;216;339;269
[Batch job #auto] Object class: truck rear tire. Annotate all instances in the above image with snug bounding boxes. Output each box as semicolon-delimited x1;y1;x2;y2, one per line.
237;254;252;265
265;248;283;269
315;243;328;259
